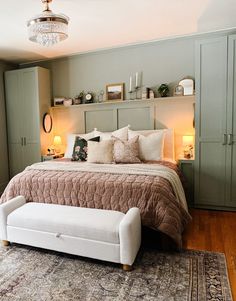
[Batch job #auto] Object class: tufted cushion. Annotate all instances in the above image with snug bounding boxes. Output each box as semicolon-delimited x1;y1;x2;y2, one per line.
113;136;141;164
7;203;125;244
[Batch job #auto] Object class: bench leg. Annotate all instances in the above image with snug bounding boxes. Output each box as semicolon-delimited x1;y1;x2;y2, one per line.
2;240;9;247
123;264;132;271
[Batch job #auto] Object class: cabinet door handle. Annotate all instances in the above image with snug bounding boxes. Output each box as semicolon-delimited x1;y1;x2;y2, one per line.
24;137;26;146
21;137;24;146
228;134;233;145
222;134;227;145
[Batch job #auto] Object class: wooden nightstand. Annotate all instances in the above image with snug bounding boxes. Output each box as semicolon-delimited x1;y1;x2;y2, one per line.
42;153;64;161
178;159;194;208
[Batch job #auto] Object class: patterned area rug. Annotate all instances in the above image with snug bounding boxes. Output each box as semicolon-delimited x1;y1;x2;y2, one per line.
0;244;232;301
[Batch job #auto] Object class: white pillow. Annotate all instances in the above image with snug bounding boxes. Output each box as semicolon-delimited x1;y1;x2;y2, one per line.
87;140;114;164
94;126;129;141
134;132;165;161
128;129;175;160
64;131;95;158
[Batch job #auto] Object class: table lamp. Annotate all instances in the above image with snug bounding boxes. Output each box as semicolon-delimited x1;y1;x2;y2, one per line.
53;135;62;153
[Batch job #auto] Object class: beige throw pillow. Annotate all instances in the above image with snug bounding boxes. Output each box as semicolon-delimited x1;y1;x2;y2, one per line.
87;140;114;163
113;136;141;164
137;132;165;161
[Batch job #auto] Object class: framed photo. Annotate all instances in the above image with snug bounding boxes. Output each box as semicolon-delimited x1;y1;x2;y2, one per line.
54;98;65;106
106;83;124;101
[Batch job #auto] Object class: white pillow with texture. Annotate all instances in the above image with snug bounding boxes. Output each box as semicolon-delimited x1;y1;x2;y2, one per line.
87;140;114;163
135;132;165;161
64;131;95;158
94;126;129;141
128;129;175;160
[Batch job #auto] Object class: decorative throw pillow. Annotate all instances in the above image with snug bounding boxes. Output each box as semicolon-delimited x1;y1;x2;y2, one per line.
64;131;95;158
94;125;129;141
137;132;165;161
113;136;141;164
87;140;114;164
71;136;100;161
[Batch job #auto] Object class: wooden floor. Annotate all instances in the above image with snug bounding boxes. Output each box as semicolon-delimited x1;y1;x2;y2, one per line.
183;209;236;300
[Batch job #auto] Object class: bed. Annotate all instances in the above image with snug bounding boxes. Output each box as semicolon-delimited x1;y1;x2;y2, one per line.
0;127;191;249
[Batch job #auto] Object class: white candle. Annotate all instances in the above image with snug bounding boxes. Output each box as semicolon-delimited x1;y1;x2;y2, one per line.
129;76;132;92
135;72;139;88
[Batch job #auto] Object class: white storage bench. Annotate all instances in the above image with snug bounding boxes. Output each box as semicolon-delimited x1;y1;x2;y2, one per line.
0;196;141;271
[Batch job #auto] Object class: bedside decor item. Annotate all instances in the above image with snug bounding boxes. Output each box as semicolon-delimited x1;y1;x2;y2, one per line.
174;84;184;96
113;136;141;164
54;98;64;106
27;0;69;47
43;113;52;133
178;78;195;96
158;84;170;97
53;135;62;153
71;136;100;161
85;92;94;103
182;135;194;159
63;98;73;107
106;83;124;101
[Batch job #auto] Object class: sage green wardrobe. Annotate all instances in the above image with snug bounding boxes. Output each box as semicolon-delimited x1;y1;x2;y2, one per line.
5;67;51;178
195;33;236;210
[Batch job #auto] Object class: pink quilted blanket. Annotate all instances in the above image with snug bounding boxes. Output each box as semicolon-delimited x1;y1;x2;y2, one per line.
0;161;191;248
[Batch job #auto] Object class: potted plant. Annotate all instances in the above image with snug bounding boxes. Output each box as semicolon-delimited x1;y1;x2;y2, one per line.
158;84;169;97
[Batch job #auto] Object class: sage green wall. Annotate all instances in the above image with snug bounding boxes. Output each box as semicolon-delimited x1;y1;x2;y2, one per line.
22;37;196;100
0;61;15;193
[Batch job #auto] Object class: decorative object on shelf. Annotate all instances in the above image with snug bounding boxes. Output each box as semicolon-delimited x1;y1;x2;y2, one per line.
178;78;195;96
98;90;104;103
149;89;155;99
27;0;69;47
182;135;194;159
174;84;184;96
106;83;124;101
85;92;94;103
134;72;142;99
53;135;62;153
158;84;170;97
74;91;84;105
142;87;150;99
43;113;53;133
54;98;64;106
63;98;73;107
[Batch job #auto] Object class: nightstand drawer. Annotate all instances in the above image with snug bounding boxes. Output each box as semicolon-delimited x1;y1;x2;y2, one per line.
178;159;194;208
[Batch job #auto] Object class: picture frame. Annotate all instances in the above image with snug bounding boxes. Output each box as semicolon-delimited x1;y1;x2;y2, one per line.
178;78;195;96
174;84;184;96
54;97;65;106
106;83;124;101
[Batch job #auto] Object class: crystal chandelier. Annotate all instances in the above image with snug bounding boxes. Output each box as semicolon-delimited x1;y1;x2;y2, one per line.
27;0;69;47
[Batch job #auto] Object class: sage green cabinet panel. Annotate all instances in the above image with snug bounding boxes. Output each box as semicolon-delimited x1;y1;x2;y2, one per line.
21;69;40;143
197;142;226;206
8;143;24;177
226;34;236;207
85;109;117;133
197;37;228;140
5;67;51;178
117;107;153;130
195;36;228;208
5;72;23;144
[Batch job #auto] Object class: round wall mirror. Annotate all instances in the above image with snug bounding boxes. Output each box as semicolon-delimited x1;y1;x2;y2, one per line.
43;113;53;133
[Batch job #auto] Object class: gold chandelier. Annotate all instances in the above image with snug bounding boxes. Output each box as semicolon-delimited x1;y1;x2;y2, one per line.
27;0;69;47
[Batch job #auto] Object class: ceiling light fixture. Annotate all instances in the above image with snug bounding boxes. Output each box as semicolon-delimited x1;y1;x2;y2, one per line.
27;0;69;47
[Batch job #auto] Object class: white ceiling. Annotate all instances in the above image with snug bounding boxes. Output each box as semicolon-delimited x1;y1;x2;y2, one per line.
0;0;235;63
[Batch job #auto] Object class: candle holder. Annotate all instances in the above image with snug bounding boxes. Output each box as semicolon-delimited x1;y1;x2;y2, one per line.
134;86;141;99
128;90;134;100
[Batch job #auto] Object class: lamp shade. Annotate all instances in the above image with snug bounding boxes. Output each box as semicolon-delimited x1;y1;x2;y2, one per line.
182;135;194;146
53;135;62;145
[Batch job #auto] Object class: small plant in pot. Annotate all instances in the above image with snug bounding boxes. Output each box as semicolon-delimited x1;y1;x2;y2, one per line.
158;84;169;97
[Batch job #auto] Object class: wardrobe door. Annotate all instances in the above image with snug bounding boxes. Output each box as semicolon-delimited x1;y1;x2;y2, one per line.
5;71;23;144
226;34;236;208
195;37;228;207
